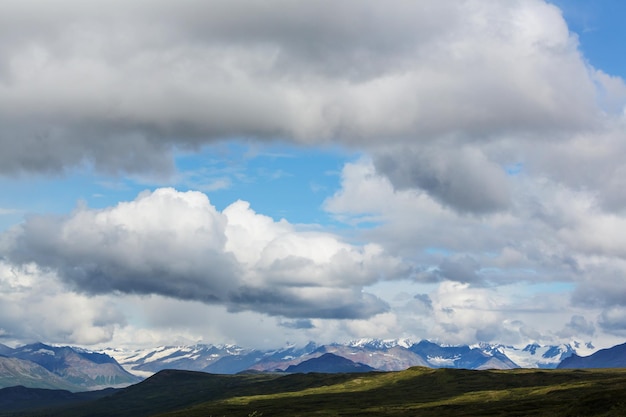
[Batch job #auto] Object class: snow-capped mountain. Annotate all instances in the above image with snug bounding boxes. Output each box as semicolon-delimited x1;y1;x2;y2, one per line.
489;343;576;369
249;342;429;372
103;339;595;376
104;343;321;376
409;340;518;370
0;339;603;391
347;338;414;350
103;344;253;376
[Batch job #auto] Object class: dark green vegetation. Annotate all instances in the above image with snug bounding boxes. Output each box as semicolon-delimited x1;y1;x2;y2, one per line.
7;367;626;417
0;386;117;413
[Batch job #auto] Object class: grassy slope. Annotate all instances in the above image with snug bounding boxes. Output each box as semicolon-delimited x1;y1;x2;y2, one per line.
156;368;626;417
27;367;626;417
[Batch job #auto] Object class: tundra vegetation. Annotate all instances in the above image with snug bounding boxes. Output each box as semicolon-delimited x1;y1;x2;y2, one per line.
5;367;626;417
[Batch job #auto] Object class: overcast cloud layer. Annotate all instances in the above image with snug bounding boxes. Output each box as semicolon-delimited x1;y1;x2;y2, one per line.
1;1;619;174
1;0;626;349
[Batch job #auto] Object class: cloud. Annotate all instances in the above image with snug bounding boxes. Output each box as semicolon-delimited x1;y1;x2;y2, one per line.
2;0;626;348
2;188;408;319
598;307;626;334
398;293;433;317
558;315;595;338
327;157;626;286
437;256;482;284
413;294;433;310
571;265;626;309
324;158;626;345
373;146;510;214
0;1;607;178
5;188;239;302
2;0;625;219
279;319;315;330
325;159;523;260
428;281;507;343
197;177;232;192
0;261;124;345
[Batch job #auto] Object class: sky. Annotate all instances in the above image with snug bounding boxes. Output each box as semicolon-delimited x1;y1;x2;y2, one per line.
1;0;626;351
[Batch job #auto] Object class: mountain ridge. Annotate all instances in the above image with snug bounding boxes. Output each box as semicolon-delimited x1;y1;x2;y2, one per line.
557;342;626;369
284;353;376;373
103;338;592;376
0;343;141;391
0;337;608;393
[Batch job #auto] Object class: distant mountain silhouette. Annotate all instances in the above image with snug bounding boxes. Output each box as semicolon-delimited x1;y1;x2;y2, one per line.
285;353;375;373
558;342;626;369
106;339;598;375
0;343;14;356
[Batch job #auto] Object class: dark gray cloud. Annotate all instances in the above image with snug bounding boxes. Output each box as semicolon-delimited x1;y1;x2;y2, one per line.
279;319;315;330
413;294;433;310
598;307;626;333
374;146;510;214
571;268;626;309
414;255;484;284
437;256;482;284
7;214;239;302
401;293;434;316
558;315;595;338
0;124;176;176
229;286;388;319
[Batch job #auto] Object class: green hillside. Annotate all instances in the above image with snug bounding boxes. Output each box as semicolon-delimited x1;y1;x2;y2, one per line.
18;367;626;417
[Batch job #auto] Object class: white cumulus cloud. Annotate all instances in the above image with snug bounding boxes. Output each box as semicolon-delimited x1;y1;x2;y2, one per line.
2;188;409;319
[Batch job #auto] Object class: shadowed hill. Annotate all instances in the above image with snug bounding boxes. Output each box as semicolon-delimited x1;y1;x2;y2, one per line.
0;357;81;391
284;353;375;373
10;367;626;417
0;385;117;413
558;342;626;369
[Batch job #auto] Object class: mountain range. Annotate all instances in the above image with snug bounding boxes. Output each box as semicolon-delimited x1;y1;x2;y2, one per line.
0;338;616;393
0;342;141;391
102;338;590;377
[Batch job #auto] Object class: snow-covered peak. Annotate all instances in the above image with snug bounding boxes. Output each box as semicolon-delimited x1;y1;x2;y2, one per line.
97;338;605;375
498;344;574;368
347;338;413;349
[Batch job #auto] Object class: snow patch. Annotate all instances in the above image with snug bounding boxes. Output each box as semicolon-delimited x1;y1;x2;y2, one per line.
427;356;458;366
